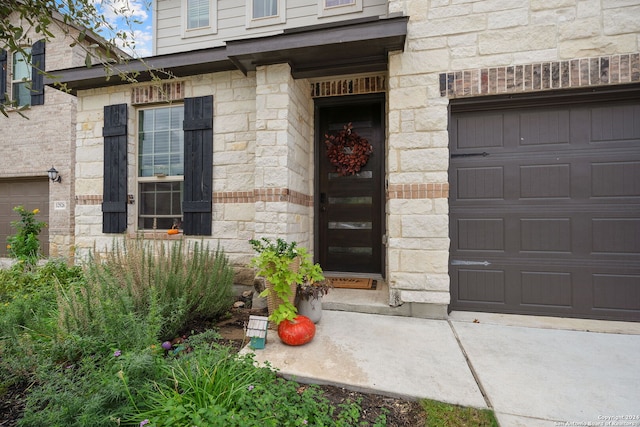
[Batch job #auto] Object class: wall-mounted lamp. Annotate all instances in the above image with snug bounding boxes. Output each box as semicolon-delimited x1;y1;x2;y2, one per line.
47;166;62;183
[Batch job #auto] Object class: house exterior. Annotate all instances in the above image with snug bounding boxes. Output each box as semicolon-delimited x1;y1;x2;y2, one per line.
0;12;101;258
49;0;640;321
0;12;127;261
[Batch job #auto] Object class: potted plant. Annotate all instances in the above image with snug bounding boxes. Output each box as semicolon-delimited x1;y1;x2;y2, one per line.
296;272;331;323
249;238;320;345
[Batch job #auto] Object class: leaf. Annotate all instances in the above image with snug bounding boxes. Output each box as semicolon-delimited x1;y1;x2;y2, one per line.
85;53;92;68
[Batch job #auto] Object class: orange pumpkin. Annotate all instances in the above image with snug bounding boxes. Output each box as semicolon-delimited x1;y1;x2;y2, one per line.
167;229;179;235
277;315;315;346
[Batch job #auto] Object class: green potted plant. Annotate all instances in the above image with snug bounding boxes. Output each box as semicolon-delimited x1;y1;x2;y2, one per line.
248;238;305;325
296;270;331;324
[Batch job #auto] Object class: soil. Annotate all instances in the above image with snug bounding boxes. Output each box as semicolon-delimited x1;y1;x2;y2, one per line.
0;307;426;427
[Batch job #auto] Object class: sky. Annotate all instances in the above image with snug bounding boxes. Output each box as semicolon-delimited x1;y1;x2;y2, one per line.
97;0;154;57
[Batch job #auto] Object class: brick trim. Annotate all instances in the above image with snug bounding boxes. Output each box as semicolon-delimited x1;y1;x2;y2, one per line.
253;188;313;207
213;191;255;204
77;188;313;207
387;183;449;199
440;53;640;98
310;74;386;98
76;195;103;205
132;81;185;105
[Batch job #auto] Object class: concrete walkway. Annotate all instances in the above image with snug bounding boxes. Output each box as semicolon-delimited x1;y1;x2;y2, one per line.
242;310;640;427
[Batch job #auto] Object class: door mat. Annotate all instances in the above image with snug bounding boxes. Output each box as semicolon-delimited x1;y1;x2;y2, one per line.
329;277;376;290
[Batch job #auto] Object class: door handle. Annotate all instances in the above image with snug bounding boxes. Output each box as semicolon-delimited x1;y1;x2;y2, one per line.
451;260;491;266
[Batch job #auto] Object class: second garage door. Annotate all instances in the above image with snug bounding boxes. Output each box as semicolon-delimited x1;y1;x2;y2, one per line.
0;179;50;258
449;89;640;322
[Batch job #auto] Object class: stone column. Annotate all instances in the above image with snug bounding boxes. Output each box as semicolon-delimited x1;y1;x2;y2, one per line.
254;64;314;249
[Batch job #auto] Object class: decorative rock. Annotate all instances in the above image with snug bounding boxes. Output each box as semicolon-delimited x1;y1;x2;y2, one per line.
233;301;245;309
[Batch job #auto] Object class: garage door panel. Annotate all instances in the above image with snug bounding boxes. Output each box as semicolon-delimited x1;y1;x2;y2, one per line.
592;218;640;254
520;218;572;253
456;167;504;199
521;271;572;307
520;109;570;146
593;275;640;311
457;218;504;251
591;161;640;197
455;114;504;149
457;269;505;303
450;96;640;321
520;164;571;198
590;104;640;142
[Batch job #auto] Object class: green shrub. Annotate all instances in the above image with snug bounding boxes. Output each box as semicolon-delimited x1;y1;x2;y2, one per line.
0;260;83;384
58;238;234;347
6;206;47;265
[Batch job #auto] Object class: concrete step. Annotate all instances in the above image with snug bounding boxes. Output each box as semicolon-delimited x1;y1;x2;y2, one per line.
322;277;412;317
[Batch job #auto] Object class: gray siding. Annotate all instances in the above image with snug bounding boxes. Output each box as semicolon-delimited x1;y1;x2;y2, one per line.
155;0;388;55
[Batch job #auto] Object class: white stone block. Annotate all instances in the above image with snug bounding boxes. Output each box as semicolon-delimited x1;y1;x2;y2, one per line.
487;9;529;30
401;214;448;238
389;87;428;109
399;148;448;172
559;17;600;41
400;290;450;305
603;5;640;35
479;26;557;54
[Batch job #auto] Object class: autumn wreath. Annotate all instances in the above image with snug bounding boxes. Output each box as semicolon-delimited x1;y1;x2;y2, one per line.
324;123;373;176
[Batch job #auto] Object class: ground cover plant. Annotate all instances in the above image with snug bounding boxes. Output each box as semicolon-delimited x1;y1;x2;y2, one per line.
0;237;496;426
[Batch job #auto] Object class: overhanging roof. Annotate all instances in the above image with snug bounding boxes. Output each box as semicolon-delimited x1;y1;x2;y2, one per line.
45;15;408;94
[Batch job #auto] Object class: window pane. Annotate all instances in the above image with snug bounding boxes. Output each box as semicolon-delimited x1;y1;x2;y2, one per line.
253;0;278;18
326;0;354;6
187;0;209;29
12;82;31;106
138;181;183;230
138;106;184;177
154;108;170;130
12;50;31;80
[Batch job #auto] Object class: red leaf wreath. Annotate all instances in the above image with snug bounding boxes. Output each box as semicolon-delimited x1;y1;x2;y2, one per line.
324;123;373;176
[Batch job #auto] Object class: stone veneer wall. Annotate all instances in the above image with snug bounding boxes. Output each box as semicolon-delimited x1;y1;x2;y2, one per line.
74;65;316;285
74;71;259;268
254;64;314;249
385;0;640;318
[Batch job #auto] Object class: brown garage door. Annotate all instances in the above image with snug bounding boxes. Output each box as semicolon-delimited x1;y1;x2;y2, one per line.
449;89;640;321
0;179;50;257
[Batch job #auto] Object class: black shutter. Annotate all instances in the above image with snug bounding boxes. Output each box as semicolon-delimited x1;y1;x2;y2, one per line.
102;104;128;233
0;49;6;104
183;96;213;236
31;40;45;106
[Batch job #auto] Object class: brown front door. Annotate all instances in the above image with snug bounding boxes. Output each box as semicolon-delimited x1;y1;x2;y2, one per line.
315;95;385;274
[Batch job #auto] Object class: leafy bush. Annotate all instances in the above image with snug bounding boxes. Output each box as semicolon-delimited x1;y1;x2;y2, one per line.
59;238;234;346
0;260;84;384
6;206;47;264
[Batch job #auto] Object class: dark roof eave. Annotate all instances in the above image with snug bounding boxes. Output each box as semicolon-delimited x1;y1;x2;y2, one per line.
46;15;408;94
45;46;233;95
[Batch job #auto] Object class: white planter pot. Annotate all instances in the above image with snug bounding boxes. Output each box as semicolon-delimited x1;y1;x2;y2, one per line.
297;296;322;323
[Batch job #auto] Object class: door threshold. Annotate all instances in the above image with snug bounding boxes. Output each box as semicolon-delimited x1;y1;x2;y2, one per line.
323;271;384;282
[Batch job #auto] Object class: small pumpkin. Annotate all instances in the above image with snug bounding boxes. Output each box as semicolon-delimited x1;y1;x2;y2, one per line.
277;315;316;346
167;228;179;235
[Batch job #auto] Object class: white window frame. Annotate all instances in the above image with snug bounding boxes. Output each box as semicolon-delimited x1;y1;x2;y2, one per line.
182;0;217;39
246;0;286;29
11;48;31;107
318;0;362;18
137;104;185;231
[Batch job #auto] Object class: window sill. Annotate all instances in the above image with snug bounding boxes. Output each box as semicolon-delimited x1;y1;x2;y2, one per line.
132;231;184;240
